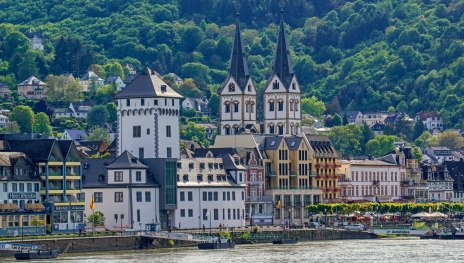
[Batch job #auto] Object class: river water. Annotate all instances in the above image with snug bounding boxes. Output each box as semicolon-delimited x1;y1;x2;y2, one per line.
4;238;463;262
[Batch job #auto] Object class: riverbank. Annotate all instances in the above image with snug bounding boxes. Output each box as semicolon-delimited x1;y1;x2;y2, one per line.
0;229;378;258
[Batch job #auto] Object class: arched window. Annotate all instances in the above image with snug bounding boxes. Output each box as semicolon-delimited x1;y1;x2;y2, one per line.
268;100;275;112
289;101;293;111
295;101;299;112
278;100;284;111
147;128;150;135
233;125;239;134
225;126;231;135
278;125;284;135
228;83;235;92
245;102;250;113
225;102;231;113
251;102;255;113
233;101;239;112
269;125;275;134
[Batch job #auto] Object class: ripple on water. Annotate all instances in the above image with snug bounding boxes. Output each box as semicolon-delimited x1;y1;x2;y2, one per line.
10;239;464;263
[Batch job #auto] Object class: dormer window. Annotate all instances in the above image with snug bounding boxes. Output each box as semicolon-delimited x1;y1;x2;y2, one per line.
161;85;167;92
98;175;105;182
228;83;235;92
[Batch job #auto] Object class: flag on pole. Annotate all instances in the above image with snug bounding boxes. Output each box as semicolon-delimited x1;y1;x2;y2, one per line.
90;194;95;210
276;200;281;209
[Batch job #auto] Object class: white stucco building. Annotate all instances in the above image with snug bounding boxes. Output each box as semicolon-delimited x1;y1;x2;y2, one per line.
174;157;246;229
339;160;406;202
82;151;160;231
114;67;182;159
415;111;443;131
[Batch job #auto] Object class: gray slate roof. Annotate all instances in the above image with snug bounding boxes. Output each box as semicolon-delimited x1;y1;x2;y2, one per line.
105;150;148;169
114;67;183;99
228;14;250;91
271;11;294;89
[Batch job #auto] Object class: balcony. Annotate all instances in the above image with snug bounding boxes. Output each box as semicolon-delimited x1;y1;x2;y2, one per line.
283;202;292;207
246;196;273;202
40;175;63;180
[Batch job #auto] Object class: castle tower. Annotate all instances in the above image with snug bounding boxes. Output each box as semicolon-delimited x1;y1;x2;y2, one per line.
263;10;301;135
114;67;183;159
220;13;257;135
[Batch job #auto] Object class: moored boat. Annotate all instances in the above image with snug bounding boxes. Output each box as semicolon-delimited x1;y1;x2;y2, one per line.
272;238;298;244
197;238;235;249
15;248;60;260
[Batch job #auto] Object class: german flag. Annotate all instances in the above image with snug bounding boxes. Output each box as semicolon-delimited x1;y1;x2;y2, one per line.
90;194;95;210
276;200;281;209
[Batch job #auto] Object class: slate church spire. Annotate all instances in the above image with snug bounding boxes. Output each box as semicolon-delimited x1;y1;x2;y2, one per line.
272;10;294;89
228;12;250;90
219;11;257;136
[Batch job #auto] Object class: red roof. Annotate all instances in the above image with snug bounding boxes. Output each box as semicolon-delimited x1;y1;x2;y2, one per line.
416;111;439;120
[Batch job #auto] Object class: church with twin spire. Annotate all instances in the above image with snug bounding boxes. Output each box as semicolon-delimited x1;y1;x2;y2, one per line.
220;11;301;136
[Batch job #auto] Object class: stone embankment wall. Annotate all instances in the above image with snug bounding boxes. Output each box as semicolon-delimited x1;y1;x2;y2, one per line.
0;230;377;258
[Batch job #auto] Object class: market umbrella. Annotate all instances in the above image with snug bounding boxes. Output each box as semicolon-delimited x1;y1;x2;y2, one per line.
411;212;432;218
430;212;448;218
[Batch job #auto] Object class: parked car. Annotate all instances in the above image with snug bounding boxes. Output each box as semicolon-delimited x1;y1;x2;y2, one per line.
345;224;364;231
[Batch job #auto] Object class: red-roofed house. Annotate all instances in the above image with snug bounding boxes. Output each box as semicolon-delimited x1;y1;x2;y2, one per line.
415;111;443;131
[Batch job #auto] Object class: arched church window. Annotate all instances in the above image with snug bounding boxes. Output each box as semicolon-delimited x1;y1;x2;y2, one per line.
225;102;231;113
278;125;284;135
147;128;150;135
234;101;239;112
278;100;284;111
269;101;275;112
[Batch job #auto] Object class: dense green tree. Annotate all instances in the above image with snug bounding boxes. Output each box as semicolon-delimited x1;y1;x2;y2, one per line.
86;127;109;141
414;131;432;149
181;121;209;147
106;103;117;123
413;120;426;140
209;93;220;117
9;106;34;133
33;112;52;135
332;113;342;126
177;78;203;98
328;124;363;156
366;135;399;157
45;75;83;103
432;130;464;150
87;105;109;128
301;96;326;119
103;61;124;79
